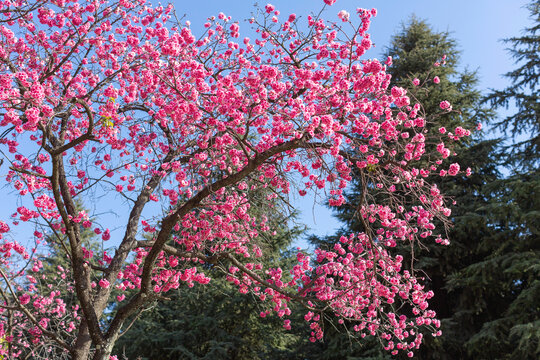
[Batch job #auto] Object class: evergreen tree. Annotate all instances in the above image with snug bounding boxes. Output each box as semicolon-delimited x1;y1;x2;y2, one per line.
114;189;303;360
312;17;491;244
445;170;540;360
304;18;498;360
446;2;540;358
114;274;299;360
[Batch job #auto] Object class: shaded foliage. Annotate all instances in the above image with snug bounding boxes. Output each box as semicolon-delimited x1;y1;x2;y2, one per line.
114;193;303;359
445;2;540;358
114;276;299;360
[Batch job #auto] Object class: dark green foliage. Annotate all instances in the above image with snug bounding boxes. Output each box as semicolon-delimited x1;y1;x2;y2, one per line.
113;191;304;359
321;17;492;239
39;202;101;287
37;199;111;308
445;168;540;360
386;17;489;133
114;276;299;360
443;2;540;358
18;200;103;359
288;320;391;360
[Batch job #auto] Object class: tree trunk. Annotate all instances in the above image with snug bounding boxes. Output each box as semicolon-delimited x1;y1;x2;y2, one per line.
71;320;92;360
92;334;119;360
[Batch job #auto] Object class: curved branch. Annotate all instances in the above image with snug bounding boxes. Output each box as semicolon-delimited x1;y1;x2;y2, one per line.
51;99;96;156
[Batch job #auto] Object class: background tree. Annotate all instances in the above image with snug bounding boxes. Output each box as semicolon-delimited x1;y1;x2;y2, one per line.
114;192;303;360
447;1;540;358
3;201;109;359
304;6;540;359
303;17;498;360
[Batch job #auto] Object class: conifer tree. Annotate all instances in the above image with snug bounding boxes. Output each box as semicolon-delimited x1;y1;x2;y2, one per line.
16;201;102;359
447;2;540;358
114;190;303;359
305;18;497;359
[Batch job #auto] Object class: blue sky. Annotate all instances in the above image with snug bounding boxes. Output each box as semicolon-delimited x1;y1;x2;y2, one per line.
172;0;532;239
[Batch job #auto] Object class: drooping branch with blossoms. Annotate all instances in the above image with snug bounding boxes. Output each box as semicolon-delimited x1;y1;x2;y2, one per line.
0;0;471;359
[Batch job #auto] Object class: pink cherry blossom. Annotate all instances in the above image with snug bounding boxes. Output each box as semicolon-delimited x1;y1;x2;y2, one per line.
338;10;350;22
99;279;110;289
448;163;460;176
440;100;451;110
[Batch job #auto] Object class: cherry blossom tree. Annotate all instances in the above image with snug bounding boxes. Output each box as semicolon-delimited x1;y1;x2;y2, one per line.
0;0;471;358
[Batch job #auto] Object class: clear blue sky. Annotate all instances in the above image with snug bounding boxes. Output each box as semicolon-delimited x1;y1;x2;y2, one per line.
172;0;532;240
